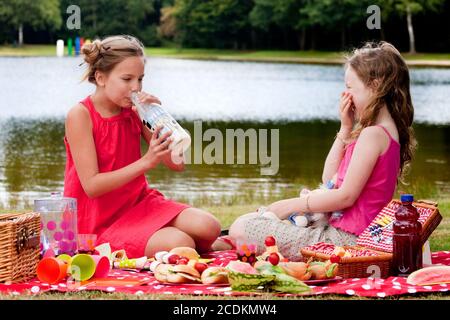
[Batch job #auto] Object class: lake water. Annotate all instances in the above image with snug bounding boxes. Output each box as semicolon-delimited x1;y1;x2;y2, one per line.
0;57;449;209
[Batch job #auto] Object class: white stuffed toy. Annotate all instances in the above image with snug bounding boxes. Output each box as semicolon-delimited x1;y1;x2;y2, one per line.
286;187;330;228
259;180;342;228
259;186;330;228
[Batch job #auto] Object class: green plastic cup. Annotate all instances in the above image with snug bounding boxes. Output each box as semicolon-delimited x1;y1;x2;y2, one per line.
69;254;95;281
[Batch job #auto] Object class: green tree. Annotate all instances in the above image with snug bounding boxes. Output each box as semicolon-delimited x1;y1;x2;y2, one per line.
250;0;306;49
390;0;445;54
299;0;372;50
59;0;160;46
0;0;62;46
173;0;253;48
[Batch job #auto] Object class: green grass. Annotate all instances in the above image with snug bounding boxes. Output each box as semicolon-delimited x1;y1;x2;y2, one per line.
0;198;449;300
0;45;56;56
1;45;449;67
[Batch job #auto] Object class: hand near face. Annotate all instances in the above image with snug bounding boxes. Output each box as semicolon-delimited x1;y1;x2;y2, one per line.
339;91;355;130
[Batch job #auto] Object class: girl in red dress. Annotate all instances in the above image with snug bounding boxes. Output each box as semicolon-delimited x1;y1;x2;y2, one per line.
64;35;221;258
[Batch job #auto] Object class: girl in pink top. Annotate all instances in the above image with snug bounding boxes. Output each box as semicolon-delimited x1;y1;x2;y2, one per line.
229;42;416;261
64;35;221;258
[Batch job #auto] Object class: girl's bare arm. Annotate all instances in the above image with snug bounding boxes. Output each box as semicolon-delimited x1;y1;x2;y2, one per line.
65;104;171;198
269;127;386;219
321;128;350;184
322;92;355;184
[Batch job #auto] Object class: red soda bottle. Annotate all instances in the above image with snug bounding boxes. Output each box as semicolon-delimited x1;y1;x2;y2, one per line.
392;194;423;276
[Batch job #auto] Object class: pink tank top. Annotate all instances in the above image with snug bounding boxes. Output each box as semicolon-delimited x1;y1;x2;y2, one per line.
330;125;400;235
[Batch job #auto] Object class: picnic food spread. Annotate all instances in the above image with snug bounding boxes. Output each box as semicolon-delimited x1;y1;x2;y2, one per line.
151;247;229;285
1;197;447;298
148;236;340;293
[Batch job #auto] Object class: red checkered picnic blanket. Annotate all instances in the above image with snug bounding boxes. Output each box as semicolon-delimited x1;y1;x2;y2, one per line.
1;250;449;298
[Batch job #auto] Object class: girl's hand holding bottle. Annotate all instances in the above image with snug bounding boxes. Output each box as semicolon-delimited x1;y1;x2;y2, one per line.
142;126;173;170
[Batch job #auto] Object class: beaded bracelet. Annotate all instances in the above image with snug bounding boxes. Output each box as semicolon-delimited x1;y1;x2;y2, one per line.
335;132;347;144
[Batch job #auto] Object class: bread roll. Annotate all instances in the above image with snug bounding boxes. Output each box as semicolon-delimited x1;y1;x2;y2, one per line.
169;247;200;260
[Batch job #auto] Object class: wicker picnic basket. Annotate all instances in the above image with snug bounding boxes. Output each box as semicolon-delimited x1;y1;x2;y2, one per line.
413;200;442;246
0;212;41;283
301;245;393;279
300;199;442;279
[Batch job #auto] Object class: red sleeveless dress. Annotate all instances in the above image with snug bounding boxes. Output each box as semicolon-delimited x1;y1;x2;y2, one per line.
63;96;190;258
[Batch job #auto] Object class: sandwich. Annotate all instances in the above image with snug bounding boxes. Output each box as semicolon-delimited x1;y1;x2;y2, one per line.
201;267;229;285
155;264;201;284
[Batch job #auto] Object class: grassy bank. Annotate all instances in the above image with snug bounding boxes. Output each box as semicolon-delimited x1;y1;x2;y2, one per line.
1;45;450;67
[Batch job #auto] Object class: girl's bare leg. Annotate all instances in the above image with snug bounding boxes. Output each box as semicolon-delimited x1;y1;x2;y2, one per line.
228;211;261;242
167;208;222;253
145;226;196;257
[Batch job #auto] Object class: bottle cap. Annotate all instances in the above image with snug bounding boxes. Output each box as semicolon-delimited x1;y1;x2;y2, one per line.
400;194;414;202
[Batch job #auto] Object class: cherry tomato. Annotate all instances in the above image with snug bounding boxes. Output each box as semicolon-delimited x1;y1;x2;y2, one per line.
268;252;280;266
265;236;276;247
194;262;208;274
167;254;180;264
177;257;189;265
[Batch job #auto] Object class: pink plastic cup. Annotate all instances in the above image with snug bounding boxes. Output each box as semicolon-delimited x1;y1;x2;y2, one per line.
91;255;111;278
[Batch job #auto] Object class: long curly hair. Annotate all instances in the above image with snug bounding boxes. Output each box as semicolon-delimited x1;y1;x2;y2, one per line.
345;41;417;184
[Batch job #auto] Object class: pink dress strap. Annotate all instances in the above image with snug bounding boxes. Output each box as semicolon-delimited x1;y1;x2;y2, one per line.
80;96;103;130
375;125;400;145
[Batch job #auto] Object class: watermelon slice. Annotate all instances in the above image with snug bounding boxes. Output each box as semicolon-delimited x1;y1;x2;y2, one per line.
256;263;311;294
226;260;259;274
226;260;275;291
406;266;450;286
